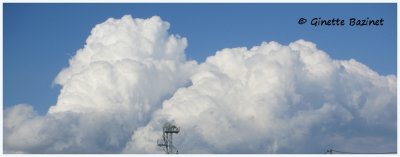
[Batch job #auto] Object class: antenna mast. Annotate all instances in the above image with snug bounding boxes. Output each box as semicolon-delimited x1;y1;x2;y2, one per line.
157;122;180;154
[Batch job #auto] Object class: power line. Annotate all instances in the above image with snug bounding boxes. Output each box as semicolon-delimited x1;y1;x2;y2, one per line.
326;149;397;154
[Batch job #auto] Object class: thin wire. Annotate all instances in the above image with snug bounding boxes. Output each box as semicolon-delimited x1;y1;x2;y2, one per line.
326;149;397;154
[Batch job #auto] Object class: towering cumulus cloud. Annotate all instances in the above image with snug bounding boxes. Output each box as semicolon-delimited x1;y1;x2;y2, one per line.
124;40;396;153
4;15;196;153
4;15;396;154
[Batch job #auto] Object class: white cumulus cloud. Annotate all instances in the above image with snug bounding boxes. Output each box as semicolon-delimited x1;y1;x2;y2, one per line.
4;15;196;153
4;15;396;154
124;40;396;154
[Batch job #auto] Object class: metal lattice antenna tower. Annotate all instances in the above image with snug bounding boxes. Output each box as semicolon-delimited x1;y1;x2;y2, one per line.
157;122;180;154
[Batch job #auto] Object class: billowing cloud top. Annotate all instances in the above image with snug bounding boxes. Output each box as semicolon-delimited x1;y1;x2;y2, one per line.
4;15;396;154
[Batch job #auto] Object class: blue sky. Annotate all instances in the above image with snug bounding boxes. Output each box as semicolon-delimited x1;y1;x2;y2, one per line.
4;3;397;115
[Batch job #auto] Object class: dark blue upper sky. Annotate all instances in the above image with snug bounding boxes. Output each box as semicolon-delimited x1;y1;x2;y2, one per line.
4;3;397;114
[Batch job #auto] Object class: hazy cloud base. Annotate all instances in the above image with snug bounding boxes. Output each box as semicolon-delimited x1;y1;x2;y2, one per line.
4;15;396;154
